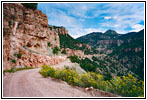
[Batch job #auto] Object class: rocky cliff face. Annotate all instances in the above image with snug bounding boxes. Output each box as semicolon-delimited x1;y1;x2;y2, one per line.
55;27;68;35
48;25;68;35
65;48;85;57
3;3;65;70
97;40;124;46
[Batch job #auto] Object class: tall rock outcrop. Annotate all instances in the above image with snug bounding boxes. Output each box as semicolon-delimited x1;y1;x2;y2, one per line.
3;3;64;70
55;27;68;35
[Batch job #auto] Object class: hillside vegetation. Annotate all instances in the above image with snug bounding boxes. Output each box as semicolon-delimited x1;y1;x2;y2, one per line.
59;34;97;54
40;65;144;97
77;29;144;80
110;29;144;80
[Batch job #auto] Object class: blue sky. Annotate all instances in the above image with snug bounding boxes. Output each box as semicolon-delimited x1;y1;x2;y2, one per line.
37;3;144;38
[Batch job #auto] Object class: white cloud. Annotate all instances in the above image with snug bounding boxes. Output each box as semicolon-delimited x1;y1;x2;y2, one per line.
63;3;98;19
113;16;118;19
104;16;117;20
104;16;112;20
113;24;120;28
129;29;142;32
132;24;144;29
45;9;82;29
129;24;144;32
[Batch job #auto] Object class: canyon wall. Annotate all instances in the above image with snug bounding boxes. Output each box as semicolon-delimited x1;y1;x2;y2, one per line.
55;27;68;35
97;40;124;46
3;3;65;70
65;48;85;57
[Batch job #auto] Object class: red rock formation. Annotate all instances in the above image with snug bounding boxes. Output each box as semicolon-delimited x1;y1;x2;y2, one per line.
65;48;84;57
55;27;68;35
76;44;91;50
3;3;63;70
3;49;66;70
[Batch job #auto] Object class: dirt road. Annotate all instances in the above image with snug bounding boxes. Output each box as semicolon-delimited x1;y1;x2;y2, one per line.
3;67;93;97
3;60;119;97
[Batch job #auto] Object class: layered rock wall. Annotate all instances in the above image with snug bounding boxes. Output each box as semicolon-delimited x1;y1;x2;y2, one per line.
97;40;124;46
65;48;84;57
55;27;68;35
3;3;63;70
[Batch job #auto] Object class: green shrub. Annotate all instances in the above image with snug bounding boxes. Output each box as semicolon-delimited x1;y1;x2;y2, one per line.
39;65;55;78
11;59;16;63
78;73;96;88
104;73;112;81
54;69;79;85
49;27;52;30
10;67;16;72
8;20;12;26
75;72;104;88
69;56;98;72
109;74;144;97
3;67;33;74
48;42;51;47
68;56;80;63
15;67;33;71
88;72;103;80
53;26;57;29
14;53;22;59
3;67;16;73
53;47;59;55
22;3;38;9
17;53;22;59
47;67;55;77
61;49;66;54
39;66;144;97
